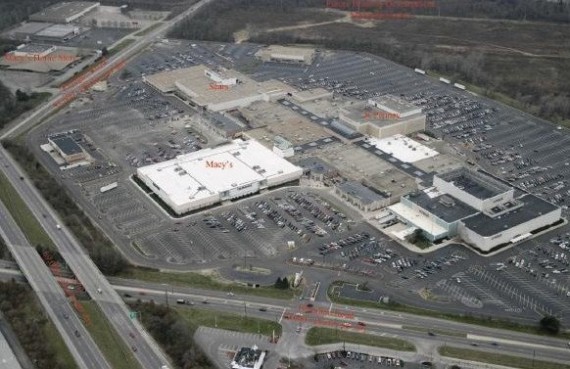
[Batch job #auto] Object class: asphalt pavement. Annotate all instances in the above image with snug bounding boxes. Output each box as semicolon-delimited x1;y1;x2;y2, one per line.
0;201;111;369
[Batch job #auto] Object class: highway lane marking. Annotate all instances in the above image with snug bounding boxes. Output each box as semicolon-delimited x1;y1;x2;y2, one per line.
467;334;569;352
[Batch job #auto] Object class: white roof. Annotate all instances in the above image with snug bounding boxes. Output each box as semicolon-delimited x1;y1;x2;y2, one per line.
389;202;447;237
365;134;438;163
137;139;301;208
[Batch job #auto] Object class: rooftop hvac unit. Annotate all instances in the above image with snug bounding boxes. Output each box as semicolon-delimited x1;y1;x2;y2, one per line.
439;195;455;207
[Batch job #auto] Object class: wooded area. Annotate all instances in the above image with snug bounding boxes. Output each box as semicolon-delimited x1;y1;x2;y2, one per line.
0;81;51;131
0;280;77;369
129;300;214;369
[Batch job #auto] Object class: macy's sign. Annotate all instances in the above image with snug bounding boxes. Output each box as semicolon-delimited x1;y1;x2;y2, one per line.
205;160;233;169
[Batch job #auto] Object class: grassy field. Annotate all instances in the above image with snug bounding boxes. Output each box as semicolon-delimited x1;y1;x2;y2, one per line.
305;327;415;351
81;301;141;369
176;307;282;336
439;346;570;369
0;170;55;249
119;267;296;300
328;282;570;340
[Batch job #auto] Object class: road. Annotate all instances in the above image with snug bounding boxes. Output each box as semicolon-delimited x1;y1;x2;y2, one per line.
0;1;217;369
1;0;214;141
110;278;570;366
0;202;111;369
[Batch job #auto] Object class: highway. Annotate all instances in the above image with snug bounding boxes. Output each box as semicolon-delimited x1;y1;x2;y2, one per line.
0;1;217;369
0;201;111;369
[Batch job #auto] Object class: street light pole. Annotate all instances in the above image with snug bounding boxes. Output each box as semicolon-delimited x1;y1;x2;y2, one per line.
162;283;169;307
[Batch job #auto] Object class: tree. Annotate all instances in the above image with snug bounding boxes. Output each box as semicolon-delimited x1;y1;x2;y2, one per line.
101;47;109;56
275;277;283;289
15;89;29;102
539;315;560;334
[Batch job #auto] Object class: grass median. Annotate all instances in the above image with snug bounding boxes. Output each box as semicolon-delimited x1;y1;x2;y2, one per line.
80;301;141;369
0;170;55;249
176;307;282;336
119;267;296;300
305;327;415;352
439;346;570;369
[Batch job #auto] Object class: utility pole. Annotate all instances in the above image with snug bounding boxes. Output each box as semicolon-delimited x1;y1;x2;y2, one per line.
162;283;169;308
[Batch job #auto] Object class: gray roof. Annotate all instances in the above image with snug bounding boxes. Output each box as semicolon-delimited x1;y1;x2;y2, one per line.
406;191;478;223
15;44;53;54
462;194;560;236
29;2;98;22
209;112;244;135
50;135;83;155
337;181;387;205
296;157;336;174
439;168;510;200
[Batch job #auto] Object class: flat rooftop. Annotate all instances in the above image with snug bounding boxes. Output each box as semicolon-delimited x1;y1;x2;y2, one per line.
14;44;54;54
296;157;337;174
438;168;511;200
390;202;448;237
6;22;52;36
36;24;77;38
137;139;302;208
406;189;478;223
256;45;315;60
462;194;560;236
49;135;83;155
365;134;439;163
341;102;422;127
369;95;422;117
337;181;388;205
29;2;99;22
144;65;291;108
292;87;332;102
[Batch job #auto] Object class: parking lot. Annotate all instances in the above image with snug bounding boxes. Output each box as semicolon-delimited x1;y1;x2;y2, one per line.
315;350;420;369
28;39;570;325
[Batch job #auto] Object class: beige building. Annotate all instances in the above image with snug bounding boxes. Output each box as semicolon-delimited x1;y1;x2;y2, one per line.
339;95;426;138
255;45;315;65
144;65;292;112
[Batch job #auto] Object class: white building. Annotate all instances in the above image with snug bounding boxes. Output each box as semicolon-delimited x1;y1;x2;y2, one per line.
389;168;562;253
273;135;294;158
137;139;303;215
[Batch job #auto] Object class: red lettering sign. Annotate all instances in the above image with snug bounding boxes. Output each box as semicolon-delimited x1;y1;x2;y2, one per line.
209;83;229;90
205;160;234;169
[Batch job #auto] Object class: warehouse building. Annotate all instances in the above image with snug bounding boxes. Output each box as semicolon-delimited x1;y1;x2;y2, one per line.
4;22;53;40
34;24;81;42
255;45;315;65
335;181;389;212
339;95;426;138
137;138;303;215
144;65;292;112
29;2;100;23
389;168;562;253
